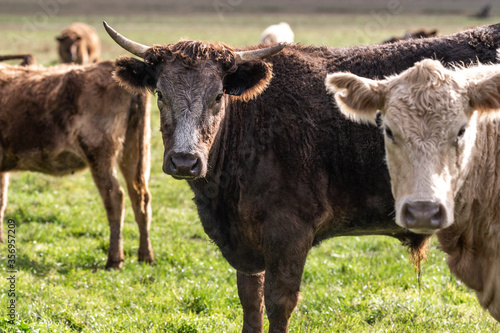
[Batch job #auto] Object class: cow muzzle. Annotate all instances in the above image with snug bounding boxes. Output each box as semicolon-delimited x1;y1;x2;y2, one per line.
400;200;447;234
163;152;203;180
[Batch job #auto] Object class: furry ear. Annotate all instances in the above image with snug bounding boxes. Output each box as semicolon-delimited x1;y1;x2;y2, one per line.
325;73;386;124
113;57;157;93
223;61;273;102
468;73;500;113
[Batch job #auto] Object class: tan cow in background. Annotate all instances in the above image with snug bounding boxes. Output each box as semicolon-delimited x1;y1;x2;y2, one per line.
56;22;101;64
326;59;500;322
0;61;153;269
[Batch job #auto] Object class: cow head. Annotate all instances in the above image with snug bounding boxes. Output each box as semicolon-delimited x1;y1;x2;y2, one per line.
104;22;284;180
56;33;85;64
326;59;500;234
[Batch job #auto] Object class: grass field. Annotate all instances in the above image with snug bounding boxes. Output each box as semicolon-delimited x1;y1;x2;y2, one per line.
1;10;500;333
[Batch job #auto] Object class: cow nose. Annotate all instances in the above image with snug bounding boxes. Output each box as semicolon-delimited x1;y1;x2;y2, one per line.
167;153;201;179
402;201;446;232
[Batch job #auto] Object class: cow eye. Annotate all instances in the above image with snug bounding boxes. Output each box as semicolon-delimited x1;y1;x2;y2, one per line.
156;90;163;100
215;93;224;103
384;127;394;141
457;126;466;139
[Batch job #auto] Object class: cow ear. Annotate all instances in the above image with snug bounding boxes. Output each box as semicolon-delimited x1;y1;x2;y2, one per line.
325;73;386;125
113;57;156;93
223;61;273;102
468;73;500;113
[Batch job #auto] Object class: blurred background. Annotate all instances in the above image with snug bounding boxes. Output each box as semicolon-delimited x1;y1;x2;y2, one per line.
1;0;499;65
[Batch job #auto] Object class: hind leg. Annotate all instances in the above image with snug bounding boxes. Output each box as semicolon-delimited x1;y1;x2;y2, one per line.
118;107;154;264
87;155;125;269
0;173;9;243
119;156;153;264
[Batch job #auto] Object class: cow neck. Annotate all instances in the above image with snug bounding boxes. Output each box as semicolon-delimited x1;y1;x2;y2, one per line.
454;118;500;231
203;95;259;188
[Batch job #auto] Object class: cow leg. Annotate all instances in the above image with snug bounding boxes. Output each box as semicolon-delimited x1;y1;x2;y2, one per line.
118;96;153;264
0;173;9;243
88;161;125;269
119;153;153;264
263;223;313;333
237;271;265;333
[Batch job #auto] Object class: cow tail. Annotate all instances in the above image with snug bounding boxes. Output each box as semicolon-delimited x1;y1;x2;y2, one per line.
126;91;151;214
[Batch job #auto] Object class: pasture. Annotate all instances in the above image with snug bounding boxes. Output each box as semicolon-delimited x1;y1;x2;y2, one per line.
1;9;500;332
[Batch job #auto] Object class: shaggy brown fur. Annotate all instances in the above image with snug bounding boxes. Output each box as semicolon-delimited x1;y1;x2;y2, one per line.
56;22;100;64
0;61;153;269
145;41;238;72
112;23;500;332
0;54;35;66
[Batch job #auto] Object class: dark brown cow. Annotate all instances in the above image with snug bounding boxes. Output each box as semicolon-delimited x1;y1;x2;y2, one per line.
0;61;153;269
472;4;492;19
0;54;35;66
383;29;438;44
56;22;101;64
105;21;500;332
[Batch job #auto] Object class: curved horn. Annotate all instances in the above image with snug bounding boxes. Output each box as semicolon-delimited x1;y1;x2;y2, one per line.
234;43;287;64
103;21;149;58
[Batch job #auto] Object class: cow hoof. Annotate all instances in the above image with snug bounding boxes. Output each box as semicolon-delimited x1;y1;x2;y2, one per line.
105;259;124;270
138;251;155;264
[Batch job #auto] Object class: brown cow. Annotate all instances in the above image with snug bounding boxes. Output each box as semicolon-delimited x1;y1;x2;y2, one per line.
0;61;153;269
56;23;101;64
0;54;35;66
104;21;500;332
326;59;500;322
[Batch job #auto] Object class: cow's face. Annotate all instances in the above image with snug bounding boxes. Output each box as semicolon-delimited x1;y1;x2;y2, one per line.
56;35;84;64
154;61;225;179
104;23;284;180
326;59;500;234
379;79;473;234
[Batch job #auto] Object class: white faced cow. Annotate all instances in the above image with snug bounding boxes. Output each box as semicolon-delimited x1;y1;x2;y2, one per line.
326;59;500;321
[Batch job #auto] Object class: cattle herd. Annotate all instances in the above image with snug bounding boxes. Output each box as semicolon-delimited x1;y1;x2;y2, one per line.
1;18;500;332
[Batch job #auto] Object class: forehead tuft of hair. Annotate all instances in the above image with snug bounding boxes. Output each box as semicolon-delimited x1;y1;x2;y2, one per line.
145;40;238;73
388;59;452;89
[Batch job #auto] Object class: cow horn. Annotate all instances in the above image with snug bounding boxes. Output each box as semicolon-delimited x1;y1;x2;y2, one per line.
103;21;149;58
234;43;286;64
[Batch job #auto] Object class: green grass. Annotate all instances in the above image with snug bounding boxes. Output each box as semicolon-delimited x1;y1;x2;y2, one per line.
1;12;500;333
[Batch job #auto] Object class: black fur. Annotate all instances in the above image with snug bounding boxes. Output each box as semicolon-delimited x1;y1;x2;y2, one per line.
115;57;157;92
223;61;272;98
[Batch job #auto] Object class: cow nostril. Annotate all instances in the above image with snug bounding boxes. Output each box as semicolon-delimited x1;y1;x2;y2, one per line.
191;159;199;172
169;157;178;172
431;205;444;227
403;203;416;226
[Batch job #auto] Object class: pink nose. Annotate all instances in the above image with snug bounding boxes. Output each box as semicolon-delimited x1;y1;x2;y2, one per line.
401;201;446;231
